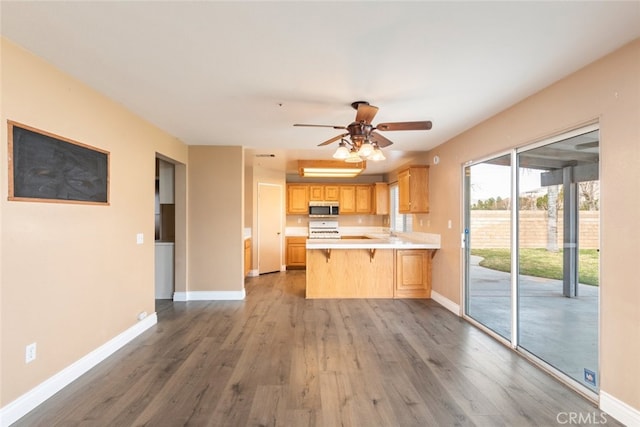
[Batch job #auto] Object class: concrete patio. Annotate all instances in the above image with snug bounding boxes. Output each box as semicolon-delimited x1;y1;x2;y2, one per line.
466;255;599;391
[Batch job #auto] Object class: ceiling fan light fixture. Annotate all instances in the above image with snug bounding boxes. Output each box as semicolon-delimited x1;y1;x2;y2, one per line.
357;141;374;158
294;101;432;167
344;149;363;163
369;146;386;161
332;141;350;159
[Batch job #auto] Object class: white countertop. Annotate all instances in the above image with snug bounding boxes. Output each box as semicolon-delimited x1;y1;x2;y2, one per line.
306;232;440;250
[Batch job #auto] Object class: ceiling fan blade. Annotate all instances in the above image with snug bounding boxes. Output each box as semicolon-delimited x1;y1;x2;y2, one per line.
318;133;349;146
376;121;432;131
294;124;347;130
294;123;346;129
355;103;379;124
370;132;394;148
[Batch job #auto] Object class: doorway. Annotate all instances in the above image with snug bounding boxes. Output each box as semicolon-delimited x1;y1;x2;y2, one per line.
155;158;175;299
464;125;600;396
154;155;187;302
257;183;283;274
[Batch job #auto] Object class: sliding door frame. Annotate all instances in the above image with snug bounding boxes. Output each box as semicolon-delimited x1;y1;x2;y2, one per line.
461;149;514;349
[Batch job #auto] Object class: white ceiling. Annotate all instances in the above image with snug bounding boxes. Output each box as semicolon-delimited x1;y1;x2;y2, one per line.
2;1;639;175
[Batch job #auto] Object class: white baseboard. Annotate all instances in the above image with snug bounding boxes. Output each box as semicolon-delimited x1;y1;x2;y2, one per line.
600;390;640;426
173;289;246;301
0;313;157;427
431;290;461;316
248;269;259;277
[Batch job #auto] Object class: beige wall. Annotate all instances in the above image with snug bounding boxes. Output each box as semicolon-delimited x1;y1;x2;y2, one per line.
187;146;244;292
0;38;188;405
427;39;639;410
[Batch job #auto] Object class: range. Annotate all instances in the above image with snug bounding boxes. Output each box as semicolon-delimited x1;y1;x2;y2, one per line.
308;220;341;239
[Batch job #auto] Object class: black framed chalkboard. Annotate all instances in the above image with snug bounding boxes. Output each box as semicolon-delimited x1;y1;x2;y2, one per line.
8;121;110;204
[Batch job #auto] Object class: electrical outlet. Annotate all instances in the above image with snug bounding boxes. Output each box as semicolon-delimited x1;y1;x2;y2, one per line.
136;233;144;244
25;342;37;363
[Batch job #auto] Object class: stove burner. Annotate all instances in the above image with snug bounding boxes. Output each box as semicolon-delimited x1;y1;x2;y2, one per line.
308;220;341;239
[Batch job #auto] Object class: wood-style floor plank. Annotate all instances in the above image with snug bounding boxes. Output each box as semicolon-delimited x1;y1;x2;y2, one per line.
12;270;619;427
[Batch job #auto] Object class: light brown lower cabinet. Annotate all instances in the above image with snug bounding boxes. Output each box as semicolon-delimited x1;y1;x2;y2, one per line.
306;249;394;298
286;237;307;269
244;238;251;277
306;248;434;299
394;249;433;298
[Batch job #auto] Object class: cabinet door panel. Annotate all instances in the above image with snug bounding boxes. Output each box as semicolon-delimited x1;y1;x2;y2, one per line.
373;182;389;215
286;237;307;267
409;167;429;213
395;249;431;298
398;166;429;213
324;185;340;201
339;185;356;213
355;185;372;213
244;239;252;277
309;185;324;201
398;169;411;213
287;185;309;214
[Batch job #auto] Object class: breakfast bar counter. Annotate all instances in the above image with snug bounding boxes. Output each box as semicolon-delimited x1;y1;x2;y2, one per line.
305;233;441;250
305;233;440;299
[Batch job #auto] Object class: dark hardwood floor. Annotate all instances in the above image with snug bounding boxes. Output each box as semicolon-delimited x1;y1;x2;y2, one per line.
14;271;617;426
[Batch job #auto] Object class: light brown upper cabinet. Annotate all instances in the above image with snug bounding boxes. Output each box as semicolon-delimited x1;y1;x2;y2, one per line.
287;182;385;215
309;184;340;201
324;185;340;201
338;185;356;213
398;166;429;213
339;184;373;214
286;184;309;214
372;182;389;215
355;185;372;214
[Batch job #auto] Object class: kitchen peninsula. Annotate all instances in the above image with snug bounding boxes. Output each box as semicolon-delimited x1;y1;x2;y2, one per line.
305;233;440;299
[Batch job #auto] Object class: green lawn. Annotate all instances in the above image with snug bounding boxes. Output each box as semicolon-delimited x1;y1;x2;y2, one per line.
470;248;599;286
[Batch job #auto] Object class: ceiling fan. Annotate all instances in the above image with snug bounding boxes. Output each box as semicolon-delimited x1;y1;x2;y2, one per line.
294;101;432;162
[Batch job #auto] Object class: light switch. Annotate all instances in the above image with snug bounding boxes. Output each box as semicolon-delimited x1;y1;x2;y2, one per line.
136;233;144;244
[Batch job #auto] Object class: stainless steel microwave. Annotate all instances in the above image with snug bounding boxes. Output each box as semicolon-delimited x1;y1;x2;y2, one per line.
309;201;339;217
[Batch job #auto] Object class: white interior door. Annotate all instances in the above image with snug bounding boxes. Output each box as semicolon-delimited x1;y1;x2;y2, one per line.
257;183;283;274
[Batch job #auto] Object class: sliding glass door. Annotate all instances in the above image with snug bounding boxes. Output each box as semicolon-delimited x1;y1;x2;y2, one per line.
464;126;600;395
517;129;600;392
464;154;512;341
